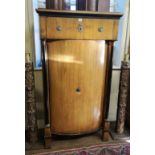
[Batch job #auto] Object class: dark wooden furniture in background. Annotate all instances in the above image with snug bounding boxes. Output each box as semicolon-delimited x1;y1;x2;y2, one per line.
86;0;97;11
77;0;110;11
77;0;87;10
46;0;110;11
46;0;70;10
37;9;122;148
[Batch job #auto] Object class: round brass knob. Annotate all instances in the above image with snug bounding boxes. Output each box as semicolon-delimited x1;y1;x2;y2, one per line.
56;26;62;31
98;27;104;32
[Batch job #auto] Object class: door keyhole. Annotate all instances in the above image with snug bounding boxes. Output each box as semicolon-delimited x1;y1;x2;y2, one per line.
76;88;81;93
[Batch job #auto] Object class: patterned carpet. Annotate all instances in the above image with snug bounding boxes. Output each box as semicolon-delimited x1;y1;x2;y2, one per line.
33;142;130;155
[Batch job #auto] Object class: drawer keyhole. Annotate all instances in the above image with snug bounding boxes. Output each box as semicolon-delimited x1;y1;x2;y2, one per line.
78;25;84;32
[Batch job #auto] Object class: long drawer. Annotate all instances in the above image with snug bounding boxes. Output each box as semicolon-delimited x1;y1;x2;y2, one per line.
40;17;119;40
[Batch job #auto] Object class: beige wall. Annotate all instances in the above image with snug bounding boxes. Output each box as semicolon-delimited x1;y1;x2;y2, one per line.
108;70;121;121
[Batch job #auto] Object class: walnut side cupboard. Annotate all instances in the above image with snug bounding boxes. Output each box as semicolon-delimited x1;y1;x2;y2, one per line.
37;9;122;148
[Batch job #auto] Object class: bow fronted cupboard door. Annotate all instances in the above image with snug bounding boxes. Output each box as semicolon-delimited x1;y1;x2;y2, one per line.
37;9;122;148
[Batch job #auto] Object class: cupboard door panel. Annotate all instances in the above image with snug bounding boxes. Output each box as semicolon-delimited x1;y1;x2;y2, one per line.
47;40;107;134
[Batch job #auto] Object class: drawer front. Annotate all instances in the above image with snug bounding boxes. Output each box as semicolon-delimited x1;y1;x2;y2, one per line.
46;17;118;40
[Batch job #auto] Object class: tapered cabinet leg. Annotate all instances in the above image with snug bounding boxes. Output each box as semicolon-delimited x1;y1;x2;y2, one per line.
102;119;111;141
44;124;51;149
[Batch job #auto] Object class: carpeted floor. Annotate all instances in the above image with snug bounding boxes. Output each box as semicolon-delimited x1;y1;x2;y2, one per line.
32;142;130;155
26;128;130;155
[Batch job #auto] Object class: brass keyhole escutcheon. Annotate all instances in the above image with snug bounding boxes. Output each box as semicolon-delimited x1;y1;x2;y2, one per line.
98;26;104;32
56;26;62;31
78;24;84;32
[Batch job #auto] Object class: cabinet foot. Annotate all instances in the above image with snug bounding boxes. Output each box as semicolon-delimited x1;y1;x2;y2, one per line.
44;125;51;149
102;120;111;141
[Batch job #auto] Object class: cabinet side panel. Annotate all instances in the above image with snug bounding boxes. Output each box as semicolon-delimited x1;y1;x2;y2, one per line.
40;16;47;39
113;20;119;40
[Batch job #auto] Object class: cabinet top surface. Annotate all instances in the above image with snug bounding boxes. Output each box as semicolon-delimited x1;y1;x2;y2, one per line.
36;9;123;19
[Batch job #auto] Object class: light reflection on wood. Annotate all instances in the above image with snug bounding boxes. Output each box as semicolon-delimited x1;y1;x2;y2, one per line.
49;54;83;64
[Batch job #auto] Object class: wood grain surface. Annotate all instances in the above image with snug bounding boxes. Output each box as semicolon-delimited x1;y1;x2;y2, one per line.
47;40;107;134
46;17;118;40
39;16;47;39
